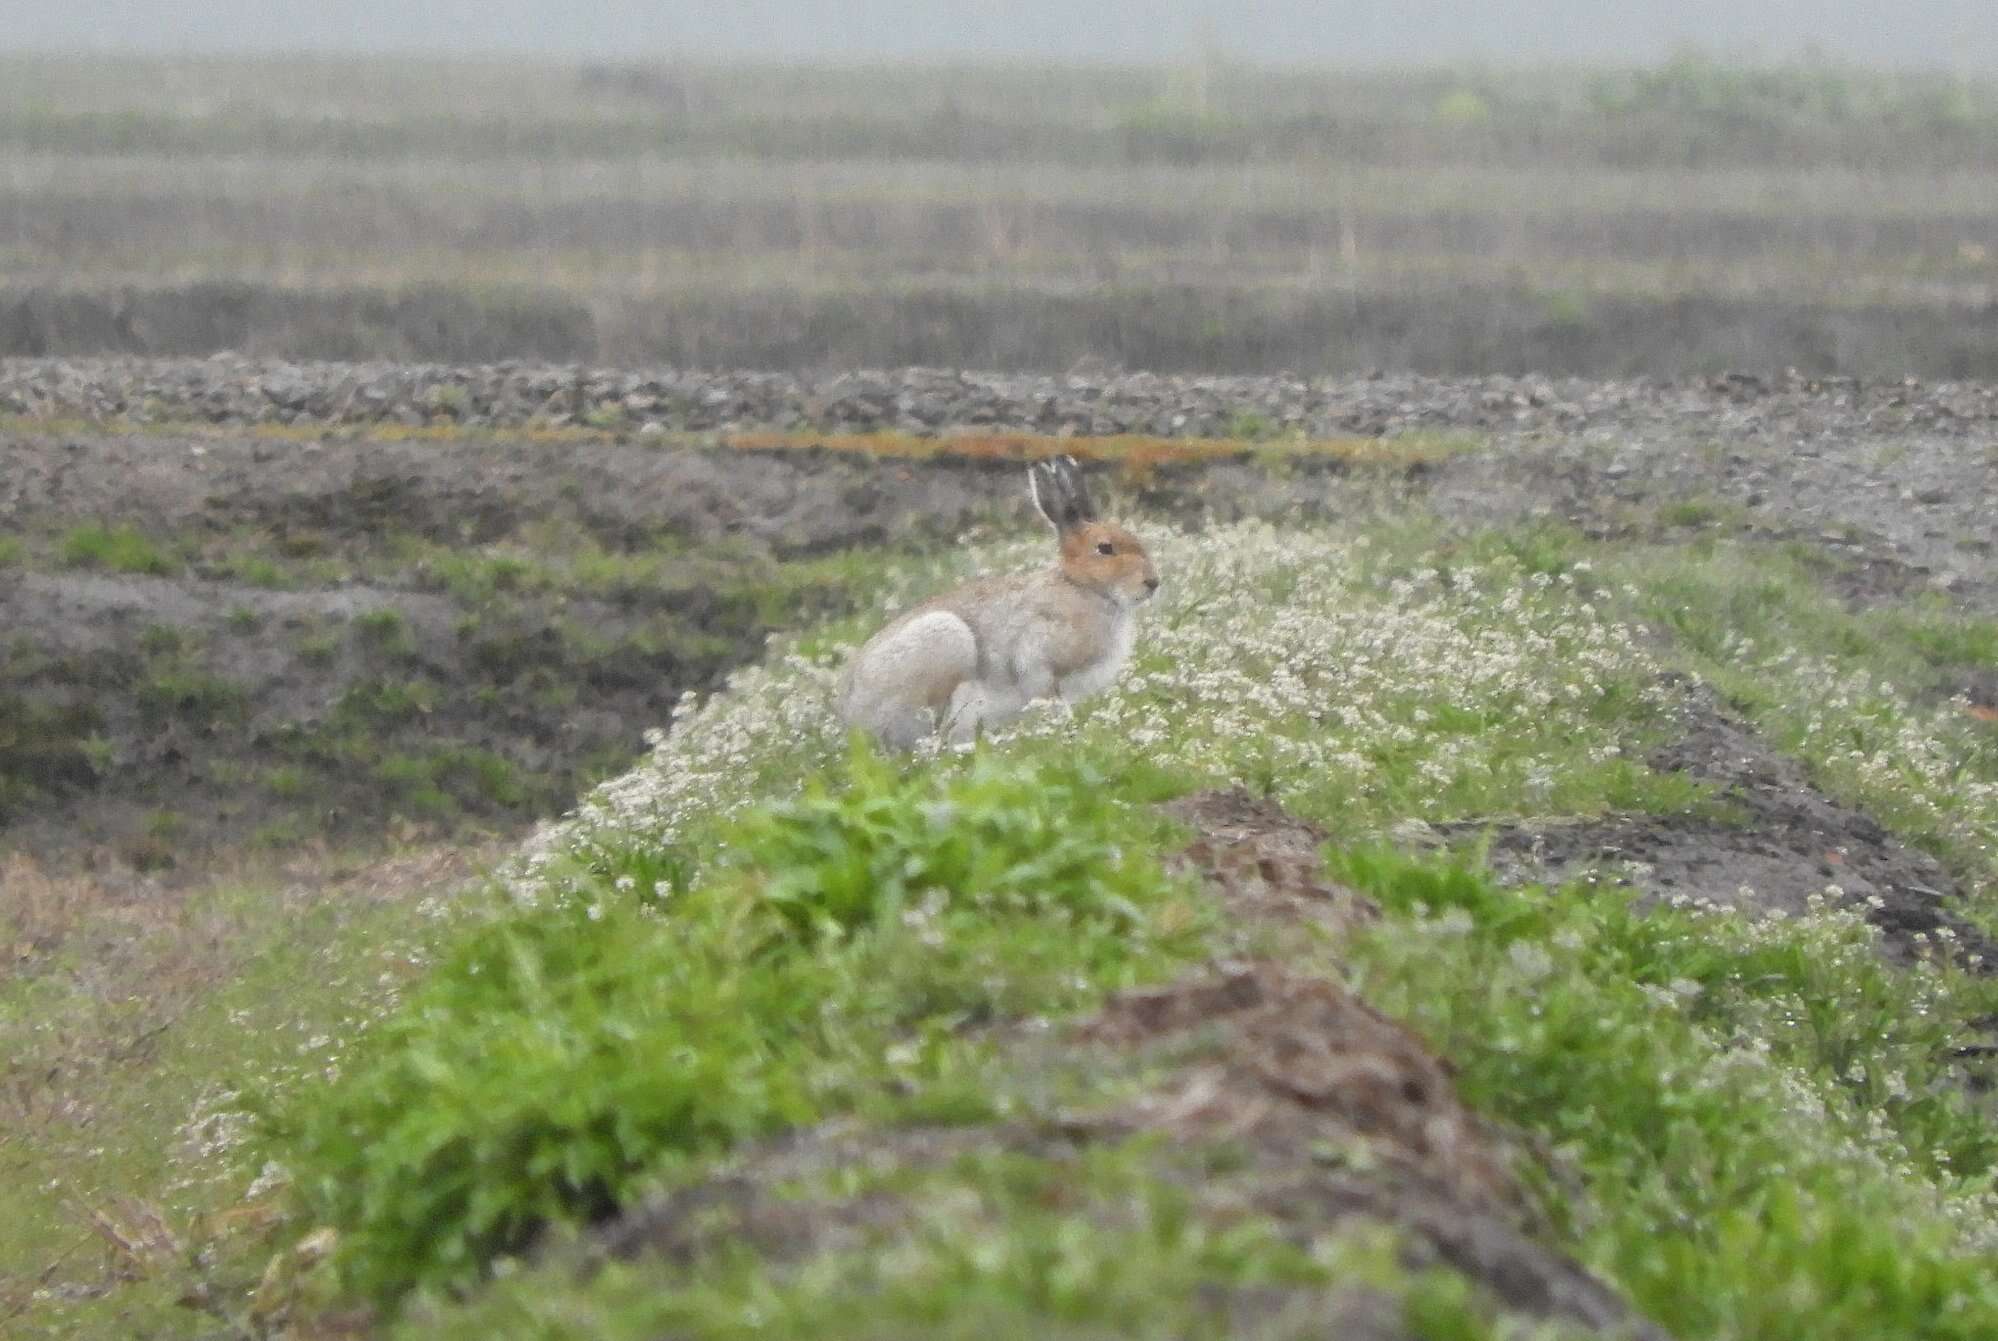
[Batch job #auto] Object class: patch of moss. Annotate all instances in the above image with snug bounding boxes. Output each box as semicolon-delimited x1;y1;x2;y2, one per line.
60;522;179;576
352;606;418;660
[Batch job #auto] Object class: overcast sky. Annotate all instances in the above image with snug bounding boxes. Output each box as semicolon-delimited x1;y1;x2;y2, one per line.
7;1;1994;67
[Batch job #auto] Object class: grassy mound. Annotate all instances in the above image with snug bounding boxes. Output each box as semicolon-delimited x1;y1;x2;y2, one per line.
19;509;1998;1337
244;516;1998;1336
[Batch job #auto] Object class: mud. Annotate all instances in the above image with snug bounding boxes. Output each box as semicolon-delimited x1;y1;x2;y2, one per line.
1160;787;1378;937
591;791;1663;1339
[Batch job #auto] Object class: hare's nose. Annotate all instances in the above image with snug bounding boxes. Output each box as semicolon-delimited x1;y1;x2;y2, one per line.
1144;576;1160;592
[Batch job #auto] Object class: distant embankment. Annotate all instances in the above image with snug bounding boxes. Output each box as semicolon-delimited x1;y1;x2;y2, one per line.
5;281;1996;380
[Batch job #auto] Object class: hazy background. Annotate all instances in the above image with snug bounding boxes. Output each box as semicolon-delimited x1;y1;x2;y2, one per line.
13;0;1998;67
4;2;1997;376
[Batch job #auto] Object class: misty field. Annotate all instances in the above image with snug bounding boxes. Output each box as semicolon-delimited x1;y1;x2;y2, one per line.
12;48;1998;1341
4;53;1998;374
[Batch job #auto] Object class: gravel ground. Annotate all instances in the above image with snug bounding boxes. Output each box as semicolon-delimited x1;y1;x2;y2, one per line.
7;355;1998;603
3;355;1994;440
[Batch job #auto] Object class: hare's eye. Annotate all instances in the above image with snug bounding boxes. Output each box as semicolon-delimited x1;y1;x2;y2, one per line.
1096;541;1115;556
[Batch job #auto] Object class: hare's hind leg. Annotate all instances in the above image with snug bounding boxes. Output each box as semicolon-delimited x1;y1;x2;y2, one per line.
941;679;1029;746
844;611;978;750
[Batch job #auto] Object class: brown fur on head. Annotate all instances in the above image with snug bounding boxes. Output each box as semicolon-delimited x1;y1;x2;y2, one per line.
1029;457;1160;607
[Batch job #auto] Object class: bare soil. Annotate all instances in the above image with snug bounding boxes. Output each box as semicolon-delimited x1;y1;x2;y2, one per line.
1442;683;1998;971
0;435;1037;874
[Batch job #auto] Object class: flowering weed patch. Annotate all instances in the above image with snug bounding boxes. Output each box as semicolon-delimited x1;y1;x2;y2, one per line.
1342;845;1998;1338
526;516;1696;886
1619;542;1998;903
257;513;1998;1337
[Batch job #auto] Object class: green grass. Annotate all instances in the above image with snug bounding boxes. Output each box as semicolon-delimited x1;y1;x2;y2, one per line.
1656;497;1735;529
401;837;1998;1340
253;514;1998;1337
1340;845;1998;1338
6;52;1998;379
262;750;1209;1306
0;694;104;815
387;528;898;630
8;53;1996;173
23;511;1998;1337
59;522;178;576
135;665;247;727
330;676;438;727
373;745;529;815
352;606;418;659
219;552;295;589
0;859;467;1338
262;764;309;800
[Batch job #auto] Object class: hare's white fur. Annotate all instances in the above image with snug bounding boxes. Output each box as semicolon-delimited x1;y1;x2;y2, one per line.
838;458;1156;750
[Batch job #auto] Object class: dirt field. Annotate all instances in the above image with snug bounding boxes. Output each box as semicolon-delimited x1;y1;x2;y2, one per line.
5;55;1997;377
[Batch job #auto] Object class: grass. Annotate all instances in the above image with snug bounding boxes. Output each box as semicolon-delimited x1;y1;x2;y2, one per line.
239;508;1998;1337
9;54;1998;168
0;847;483;1338
351;607;418;659
135;665;247;727
266;751;1208;1306
2;486;952;867
20;506;1998;1336
294;627;341;666
1610;540;1998;897
1655;496;1735;529
409;1153;1510;1341
1342;846;1998;1338
219;552;294;589
58;522;178;577
0;694;103;816
372;746;529;815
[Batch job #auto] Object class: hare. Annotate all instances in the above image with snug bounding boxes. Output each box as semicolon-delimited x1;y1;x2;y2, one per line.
839;456;1159;750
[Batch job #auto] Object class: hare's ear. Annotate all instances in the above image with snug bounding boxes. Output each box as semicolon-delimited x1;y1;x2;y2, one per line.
1028;455;1096;533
